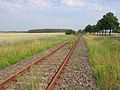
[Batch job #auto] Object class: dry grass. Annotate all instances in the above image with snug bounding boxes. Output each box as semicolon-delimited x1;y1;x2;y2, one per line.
0;33;75;69
0;33;64;46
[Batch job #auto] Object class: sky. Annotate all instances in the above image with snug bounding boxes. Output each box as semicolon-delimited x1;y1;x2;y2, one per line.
0;0;120;31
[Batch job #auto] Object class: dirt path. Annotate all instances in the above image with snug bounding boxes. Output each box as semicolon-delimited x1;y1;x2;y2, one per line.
55;36;97;90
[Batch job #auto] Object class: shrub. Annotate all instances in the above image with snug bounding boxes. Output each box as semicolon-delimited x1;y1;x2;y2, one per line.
65;30;76;35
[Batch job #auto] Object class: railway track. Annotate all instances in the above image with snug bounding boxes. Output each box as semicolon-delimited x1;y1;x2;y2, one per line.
47;37;79;90
0;37;79;90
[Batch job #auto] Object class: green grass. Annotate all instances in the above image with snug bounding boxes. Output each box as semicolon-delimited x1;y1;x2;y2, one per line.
84;35;120;90
0;33;75;69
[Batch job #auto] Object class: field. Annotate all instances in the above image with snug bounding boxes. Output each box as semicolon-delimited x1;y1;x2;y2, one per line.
84;35;120;90
0;33;75;69
0;33;120;89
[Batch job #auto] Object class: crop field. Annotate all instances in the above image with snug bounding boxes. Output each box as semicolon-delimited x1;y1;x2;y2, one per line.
0;33;75;69
0;33;65;46
84;35;120;90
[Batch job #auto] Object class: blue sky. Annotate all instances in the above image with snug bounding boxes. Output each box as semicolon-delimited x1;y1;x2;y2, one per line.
0;0;120;31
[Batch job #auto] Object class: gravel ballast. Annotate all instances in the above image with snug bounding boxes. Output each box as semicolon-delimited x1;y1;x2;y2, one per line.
0;42;66;83
7;44;71;90
0;37;97;90
55;36;97;90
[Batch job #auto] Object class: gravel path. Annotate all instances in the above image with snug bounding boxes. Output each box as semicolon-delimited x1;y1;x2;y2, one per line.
0;42;66;83
7;44;71;90
55;36;97;90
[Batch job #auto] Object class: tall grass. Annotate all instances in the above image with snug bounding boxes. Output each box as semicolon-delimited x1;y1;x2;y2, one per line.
0;33;75;69
0;33;64;46
84;35;120;90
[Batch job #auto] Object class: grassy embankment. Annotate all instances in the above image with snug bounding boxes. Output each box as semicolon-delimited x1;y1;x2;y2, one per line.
0;33;75;69
84;35;120;90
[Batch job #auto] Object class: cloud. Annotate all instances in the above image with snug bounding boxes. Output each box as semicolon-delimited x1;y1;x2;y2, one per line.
0;0;21;12
0;0;117;15
0;0;115;11
0;0;53;13
88;3;116;15
61;0;86;7
25;0;52;9
91;3;103;11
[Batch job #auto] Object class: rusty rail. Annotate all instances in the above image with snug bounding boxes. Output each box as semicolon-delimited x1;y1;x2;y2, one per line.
47;37;80;90
0;43;67;90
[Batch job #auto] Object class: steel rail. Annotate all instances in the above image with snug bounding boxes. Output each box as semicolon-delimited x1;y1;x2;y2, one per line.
0;43;67;90
47;37;80;90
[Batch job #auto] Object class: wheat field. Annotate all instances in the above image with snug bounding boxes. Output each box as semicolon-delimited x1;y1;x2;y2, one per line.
0;33;75;69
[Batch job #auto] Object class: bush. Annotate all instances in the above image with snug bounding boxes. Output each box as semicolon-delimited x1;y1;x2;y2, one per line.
65;30;76;35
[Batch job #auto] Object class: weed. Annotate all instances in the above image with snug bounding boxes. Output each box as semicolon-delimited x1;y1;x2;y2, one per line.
84;35;120;90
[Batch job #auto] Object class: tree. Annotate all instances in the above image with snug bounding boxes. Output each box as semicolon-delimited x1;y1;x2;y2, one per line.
117;26;120;33
80;12;119;36
28;29;70;33
65;30;76;35
97;19;105;35
92;25;97;33
77;29;82;34
96;12;119;35
85;25;93;33
101;12;119;35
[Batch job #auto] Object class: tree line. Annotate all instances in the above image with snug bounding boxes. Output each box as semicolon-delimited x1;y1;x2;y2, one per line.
28;12;120;35
78;12;120;35
28;29;77;35
28;29;73;33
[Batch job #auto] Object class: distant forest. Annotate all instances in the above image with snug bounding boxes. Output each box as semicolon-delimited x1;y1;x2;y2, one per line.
28;29;72;33
0;31;27;33
0;29;74;33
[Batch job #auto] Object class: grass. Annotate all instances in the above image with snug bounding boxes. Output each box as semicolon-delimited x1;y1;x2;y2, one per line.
84;35;120;90
24;71;42;90
0;33;65;46
15;69;42;90
0;33;75;69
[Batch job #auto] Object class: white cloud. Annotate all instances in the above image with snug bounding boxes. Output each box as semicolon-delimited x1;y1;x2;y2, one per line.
89;3;116;14
0;0;21;12
26;0;52;9
92;3;103;11
0;0;117;15
0;0;53;13
61;0;86;7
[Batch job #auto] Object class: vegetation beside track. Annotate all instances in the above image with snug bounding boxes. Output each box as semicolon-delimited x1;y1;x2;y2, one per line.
0;33;64;46
0;33;75;69
84;35;120;90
